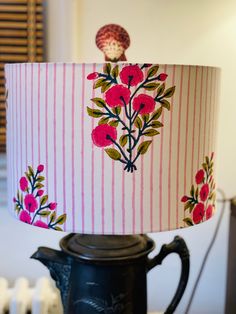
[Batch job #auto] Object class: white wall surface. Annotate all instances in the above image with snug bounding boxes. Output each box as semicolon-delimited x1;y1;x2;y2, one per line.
1;0;236;313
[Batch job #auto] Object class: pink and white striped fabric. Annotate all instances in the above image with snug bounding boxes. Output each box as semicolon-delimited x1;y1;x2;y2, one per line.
5;63;220;234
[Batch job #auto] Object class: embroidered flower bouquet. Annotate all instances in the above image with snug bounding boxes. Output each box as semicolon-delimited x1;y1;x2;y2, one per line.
87;64;175;172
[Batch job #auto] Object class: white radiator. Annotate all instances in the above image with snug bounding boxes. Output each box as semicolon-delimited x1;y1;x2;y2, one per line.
0;277;63;314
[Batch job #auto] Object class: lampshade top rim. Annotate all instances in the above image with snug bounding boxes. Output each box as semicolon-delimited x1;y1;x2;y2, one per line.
4;62;221;70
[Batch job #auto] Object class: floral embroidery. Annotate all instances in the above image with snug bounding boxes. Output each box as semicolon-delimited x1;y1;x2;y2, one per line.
181;153;216;226
87;63;175;172
13;165;66;231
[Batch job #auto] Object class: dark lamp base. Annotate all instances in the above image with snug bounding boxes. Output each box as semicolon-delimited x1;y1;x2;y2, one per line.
31;234;189;314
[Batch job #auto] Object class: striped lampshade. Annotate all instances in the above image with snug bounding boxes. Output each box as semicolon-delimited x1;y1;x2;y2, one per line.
5;63;220;234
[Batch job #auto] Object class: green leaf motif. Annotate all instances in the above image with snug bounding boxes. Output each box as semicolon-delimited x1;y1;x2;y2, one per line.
151;107;163;120
119;135;128;147
25;172;31;181
134;116;142;129
94;78;106;89
50;211;56;223
54;226;63;231
156;84;165;97
104;63;111;75
15;204;20;214
28;166;34;177
143;129;160;137
143;82;160;91
183;217;194;226
163;86;176;98
109;120;119;127
150;121;163;128
147;65;159;78
87;107;104;118
142;114;149;123
190;185;194;197
91;97;106;108
37;176;45;183
56;213;67;225
40;195;48;206
112;65;119;78
137;140;152;155
184;201;192;211
160;99;171;110
35;183;44;189
39;210;51;217
101;82;112;93
98;117;110;125
105;148;121;160
112;106;121;115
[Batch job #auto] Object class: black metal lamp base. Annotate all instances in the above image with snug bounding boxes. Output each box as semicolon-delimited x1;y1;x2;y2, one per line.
32;234;189;314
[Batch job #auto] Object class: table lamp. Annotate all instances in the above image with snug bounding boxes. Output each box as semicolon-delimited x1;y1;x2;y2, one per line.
5;62;219;314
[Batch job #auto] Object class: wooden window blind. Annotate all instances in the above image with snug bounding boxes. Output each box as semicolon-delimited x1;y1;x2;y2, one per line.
0;0;44;152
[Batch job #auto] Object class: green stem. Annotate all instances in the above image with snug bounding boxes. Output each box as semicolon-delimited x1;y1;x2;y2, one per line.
108;137;129;162
31;203;49;225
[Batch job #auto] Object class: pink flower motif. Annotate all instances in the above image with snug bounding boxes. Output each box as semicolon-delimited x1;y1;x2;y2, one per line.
49;202;57;210
105;84;131;107
24;194;38;213
13;197;17;203
200;183;209;202
206;205;213;220
181;195;188;202
33;220;49;229
87;72;99;80
37;190;44;197
19;210;31;224
19;177;28;191
92;124;117;147
37;164;44;173
132;94;155;114
158;73;168;81
195;169;205;184
193;203;205;224
120;65;144;86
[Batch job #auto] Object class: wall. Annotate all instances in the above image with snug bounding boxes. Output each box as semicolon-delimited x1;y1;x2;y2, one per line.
1;0;236;313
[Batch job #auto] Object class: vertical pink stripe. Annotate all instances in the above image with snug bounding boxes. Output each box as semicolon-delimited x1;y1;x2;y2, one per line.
208;69;213;151
159;64;167;231
16;65;18;180
81;64;85;232
12;66;15;195
203;68;209;157
38;63;41;163
62;63;67;230
122;111;125;234
19;64;22;175
176;65;184;228
102;150;105;233
197;67;204;167
45;64;49;224
132;171;136;233
25;64;28;166
31;63;34;166
53;64;57;204
112;160;115;234
140;148;144;233
184;66;191;193
71;64;75;231
191;67;198;181
167;65;175;230
91;64;96;233
150;91;155;232
183;66;191;225
211;69;217;152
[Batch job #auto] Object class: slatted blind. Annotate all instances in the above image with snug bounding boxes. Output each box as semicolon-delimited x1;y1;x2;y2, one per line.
0;0;44;152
